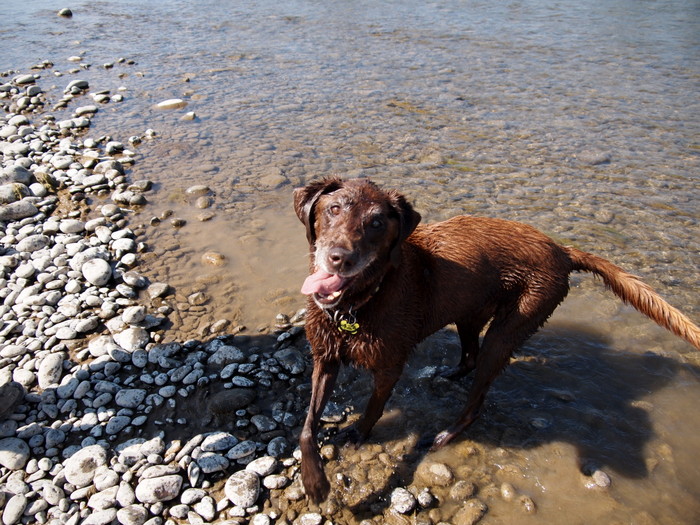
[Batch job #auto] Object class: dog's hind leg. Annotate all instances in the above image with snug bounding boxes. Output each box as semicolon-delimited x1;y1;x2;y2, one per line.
441;319;485;379
431;286;565;449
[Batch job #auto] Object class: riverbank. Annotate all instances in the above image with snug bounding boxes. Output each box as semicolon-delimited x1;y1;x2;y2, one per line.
0;63;522;525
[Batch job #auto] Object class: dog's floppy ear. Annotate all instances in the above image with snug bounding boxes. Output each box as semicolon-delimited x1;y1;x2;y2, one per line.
293;177;343;246
387;189;421;267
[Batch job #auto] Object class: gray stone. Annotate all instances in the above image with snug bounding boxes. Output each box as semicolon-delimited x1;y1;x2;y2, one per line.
0;165;33;185
201;432;238;452
106;415;132;435
122;305;147;324
0;183;29;204
43;482;65;505
207;345;245;367
193;496;216;521
65;79;89;92
0;200;37;221
274;348;306;375
81;509;118;525
196;453;229;474
115;389;147;408
88;485;119;510
147;282;171;299
226;441;257;460
251;414;276;432
0;382;24;420
246;456;278;477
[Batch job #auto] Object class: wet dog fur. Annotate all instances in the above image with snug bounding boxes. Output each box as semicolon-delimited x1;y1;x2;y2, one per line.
293;176;700;503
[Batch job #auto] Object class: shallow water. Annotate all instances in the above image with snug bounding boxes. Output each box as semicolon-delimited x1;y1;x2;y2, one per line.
3;0;699;522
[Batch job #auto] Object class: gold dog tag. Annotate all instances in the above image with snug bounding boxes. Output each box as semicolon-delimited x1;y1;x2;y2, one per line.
338;319;360;334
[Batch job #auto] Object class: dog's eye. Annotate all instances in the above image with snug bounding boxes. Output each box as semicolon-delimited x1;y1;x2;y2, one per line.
370;218;383;229
329;204;341;216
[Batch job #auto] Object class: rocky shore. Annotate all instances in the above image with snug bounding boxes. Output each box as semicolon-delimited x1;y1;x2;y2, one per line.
0;63;530;525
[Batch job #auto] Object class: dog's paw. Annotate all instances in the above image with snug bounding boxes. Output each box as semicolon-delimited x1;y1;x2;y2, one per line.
302;457;331;503
439;364;474;380
430;429;457;451
304;475;330;504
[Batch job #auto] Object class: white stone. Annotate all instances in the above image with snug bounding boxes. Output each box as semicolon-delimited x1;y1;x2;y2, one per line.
156;98;187;109
246;456;278;477
82;257;112;286
63;444;109;487
2;494;27;525
113;327;150;351
224;470;260;508
134;475;183;503
37;352;65;388
0;437;30;470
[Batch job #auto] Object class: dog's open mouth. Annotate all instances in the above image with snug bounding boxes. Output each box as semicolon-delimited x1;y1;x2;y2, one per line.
301;269;352;306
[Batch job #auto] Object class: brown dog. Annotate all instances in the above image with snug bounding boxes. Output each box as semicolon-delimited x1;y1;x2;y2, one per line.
293;176;700;503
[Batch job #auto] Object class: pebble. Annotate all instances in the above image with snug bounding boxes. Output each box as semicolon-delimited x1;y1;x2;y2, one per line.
0;437;30;470
390;487;417;514
63;445;109;487
135;474;183;503
156;99;187;110
82;257;112;285
224;470;260;508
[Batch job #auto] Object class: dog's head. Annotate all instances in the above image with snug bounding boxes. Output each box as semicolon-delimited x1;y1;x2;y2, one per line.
293;177;421;309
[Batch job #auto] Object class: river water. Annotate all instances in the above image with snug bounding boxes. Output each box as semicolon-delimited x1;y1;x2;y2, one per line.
2;0;699;523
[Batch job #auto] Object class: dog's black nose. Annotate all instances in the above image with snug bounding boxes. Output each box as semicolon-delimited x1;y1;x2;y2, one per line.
327;247;355;273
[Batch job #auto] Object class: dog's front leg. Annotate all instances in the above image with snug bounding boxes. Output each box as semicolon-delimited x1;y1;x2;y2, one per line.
300;357;340;503
354;367;403;441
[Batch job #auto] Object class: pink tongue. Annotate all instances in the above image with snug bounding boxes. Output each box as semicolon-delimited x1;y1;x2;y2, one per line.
301;269;344;296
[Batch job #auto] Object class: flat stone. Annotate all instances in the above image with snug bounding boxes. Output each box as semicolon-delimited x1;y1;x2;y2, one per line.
245;456;278;477
116;505;148;525
196;453;229;474
156;98;187;109
201;432;238;452
106;415;132;435
16;234;49;253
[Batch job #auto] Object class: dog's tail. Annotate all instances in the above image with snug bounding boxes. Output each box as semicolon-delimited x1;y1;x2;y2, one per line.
565;246;700;350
